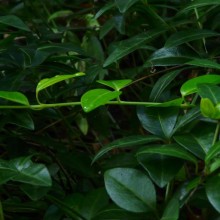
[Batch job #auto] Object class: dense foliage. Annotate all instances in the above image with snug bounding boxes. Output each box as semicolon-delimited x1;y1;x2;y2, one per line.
1;0;220;219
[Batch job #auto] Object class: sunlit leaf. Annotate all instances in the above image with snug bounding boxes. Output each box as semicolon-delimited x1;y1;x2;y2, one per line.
81;89;121;112
180;74;220;97
0;15;30;31
97;79;132;91
104;168;156;213
0;91;29;106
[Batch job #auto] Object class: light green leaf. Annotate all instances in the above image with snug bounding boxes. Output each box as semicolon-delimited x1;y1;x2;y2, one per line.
180;74;220;97
0;15;30;31
165;30;219;48
36;72;85;103
103;29;166;67
161;198;179;220
0;91;29;106
115;0;139;13
0;157;52;186
48;10;73;22
136;144;197;164
206;174;220;212
81;89;121;112
92;135;162;164
200;98;220;119
179;0;220;14
187;59;220;70
97;79;132;91
104;168;156;213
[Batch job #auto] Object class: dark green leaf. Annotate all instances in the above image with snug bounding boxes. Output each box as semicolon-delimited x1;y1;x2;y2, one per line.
161;197;179;220
206;174;220;212
165;30;219;48
92;135;162;164
137;106;179;139
137;154;183;188
0;157;52;186
0;91;29;106
95;2;115;19
180;74;220;97
115;0;139;13
205;141;220;164
48;10;73;22
0;15;30;31
104;168;156;213
187;59;220;70
103;29;166;67
81;89;121;112
136;144;197;164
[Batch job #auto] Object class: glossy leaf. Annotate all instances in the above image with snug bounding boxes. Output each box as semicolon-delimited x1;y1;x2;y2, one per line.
92;135;162;164
180;74;220;97
36;72;85;103
205;141;220;164
149;69;182;101
187;59;220;70
137;154;183;188
137;106;179;139
104;168;156;213
136;144;197;164
0;15;30;31
206;174;220;212
174;134;206;159
97;79;132;91
165;30;219;48
144;46;198;67
115;0;139;13
161;198;179;220
0;91;29;106
197;84;220;105
81;89;121;112
0;157;52;186
103;29;166;67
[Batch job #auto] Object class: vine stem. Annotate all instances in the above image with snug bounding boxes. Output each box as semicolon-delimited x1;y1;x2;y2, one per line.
212;120;220;146
0;101;193;110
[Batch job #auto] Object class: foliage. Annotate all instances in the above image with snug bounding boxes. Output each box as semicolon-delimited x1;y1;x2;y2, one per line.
0;0;220;219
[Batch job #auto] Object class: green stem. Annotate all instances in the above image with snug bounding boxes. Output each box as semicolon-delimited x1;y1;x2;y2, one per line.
212;120;220;146
0;101;193;110
0;200;4;220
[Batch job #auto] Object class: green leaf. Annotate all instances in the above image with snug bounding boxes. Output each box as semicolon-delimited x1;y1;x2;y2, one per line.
180;74;220;97
165;29;219;48
20;184;50;201
95;2;115;19
136;144;197;164
144;46;198;67
149;69;182;101
137;106;179;139
0;156;52;186
174;134;206;159
92;135;162;164
200;98;220;119
0;15;30;31
0;91;29;106
115;0;139;13
161;198;179;220
137;154;183;188
48;10;73;22
187;59;220;70
103;29;166;67
81;89;121;112
197;84;220;105
179;0;220;14
97;79;132;91
206;174;220;213
205;141;220;164
104;168;156;213
36;72;85;103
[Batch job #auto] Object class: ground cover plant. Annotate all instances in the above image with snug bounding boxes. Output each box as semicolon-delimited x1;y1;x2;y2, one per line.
1;0;220;219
